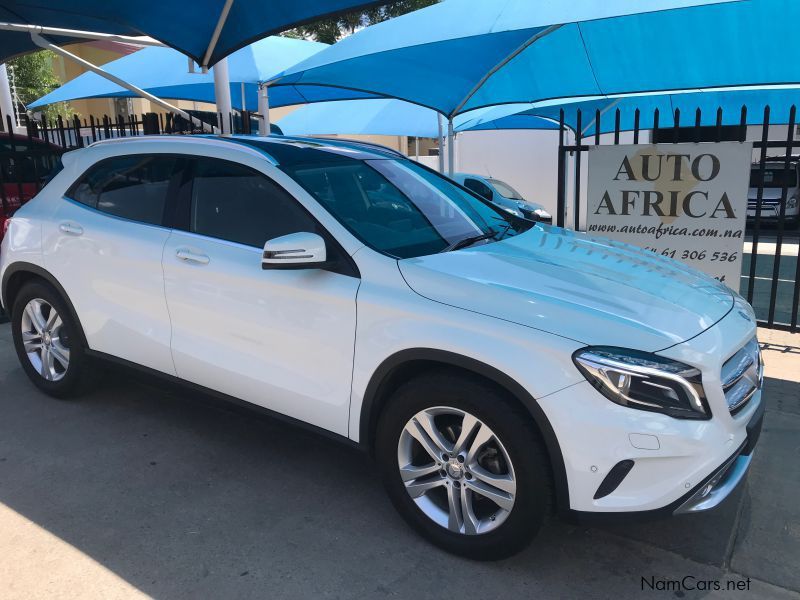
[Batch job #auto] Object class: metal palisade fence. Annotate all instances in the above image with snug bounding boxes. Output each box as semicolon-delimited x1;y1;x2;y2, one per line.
557;104;800;333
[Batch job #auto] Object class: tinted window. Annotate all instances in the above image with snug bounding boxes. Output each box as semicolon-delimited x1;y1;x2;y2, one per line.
69;155;177;225
284;158;529;259
750;166;799;188
463;178;493;200
189;158;318;248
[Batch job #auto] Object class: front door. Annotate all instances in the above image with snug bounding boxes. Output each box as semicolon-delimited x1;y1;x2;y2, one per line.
162;157;360;436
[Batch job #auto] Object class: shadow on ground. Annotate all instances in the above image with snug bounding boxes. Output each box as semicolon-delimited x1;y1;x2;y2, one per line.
0;330;798;599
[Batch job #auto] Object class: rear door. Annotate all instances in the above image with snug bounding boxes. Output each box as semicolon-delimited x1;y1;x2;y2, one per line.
162;156;360;435
42;154;183;374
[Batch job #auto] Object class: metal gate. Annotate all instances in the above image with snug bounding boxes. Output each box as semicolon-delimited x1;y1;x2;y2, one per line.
556;105;800;333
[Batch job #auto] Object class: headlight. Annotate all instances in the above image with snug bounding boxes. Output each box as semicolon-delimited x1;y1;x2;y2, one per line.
572;347;709;419
516;202;551;220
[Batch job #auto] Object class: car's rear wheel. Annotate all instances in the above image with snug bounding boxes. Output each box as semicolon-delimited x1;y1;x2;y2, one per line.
11;281;92;398
376;371;552;560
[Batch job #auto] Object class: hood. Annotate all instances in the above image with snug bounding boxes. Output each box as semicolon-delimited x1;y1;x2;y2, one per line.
496;195;547;213
399;226;734;352
519;200;548;213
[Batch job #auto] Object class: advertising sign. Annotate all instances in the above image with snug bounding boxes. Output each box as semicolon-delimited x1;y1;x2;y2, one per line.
586;143;752;291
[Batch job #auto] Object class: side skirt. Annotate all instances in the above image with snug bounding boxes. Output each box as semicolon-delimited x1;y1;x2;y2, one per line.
85;349;364;452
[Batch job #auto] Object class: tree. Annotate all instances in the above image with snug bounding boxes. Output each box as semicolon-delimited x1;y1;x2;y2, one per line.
284;0;439;44
8;50;74;122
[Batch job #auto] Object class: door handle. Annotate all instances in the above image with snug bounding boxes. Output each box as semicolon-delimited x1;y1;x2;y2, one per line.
59;222;83;236
176;248;210;265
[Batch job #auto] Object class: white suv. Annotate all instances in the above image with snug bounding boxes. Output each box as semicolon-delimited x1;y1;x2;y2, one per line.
0;135;764;560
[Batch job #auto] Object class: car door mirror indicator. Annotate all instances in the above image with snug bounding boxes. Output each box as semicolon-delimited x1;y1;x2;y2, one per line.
262;232;329;270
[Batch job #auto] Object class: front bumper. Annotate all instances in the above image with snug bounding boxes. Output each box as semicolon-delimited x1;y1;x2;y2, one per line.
675;397;763;514
538;307;761;516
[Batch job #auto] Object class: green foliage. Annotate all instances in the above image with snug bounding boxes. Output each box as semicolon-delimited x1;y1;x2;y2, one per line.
284;0;439;44
8;50;75;122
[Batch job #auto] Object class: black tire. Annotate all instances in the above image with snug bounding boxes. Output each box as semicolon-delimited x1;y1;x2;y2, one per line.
375;370;552;560
11;280;94;398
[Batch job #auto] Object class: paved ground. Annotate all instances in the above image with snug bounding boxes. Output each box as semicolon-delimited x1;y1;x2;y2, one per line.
0;323;799;600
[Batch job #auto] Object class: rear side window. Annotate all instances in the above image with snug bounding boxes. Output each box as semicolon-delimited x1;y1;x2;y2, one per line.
68;155;179;226
188;157;319;248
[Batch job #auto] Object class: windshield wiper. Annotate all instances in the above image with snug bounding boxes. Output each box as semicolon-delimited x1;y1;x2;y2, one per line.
440;229;500;253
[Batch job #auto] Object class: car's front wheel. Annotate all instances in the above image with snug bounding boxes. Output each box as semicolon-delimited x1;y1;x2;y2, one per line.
376;371;552;560
11;281;92;398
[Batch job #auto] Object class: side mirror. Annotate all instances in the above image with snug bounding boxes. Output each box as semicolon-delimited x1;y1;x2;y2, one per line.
262;232;327;270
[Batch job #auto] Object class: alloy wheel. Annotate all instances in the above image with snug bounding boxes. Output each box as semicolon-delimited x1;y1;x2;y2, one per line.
397;406;517;535
20;298;71;382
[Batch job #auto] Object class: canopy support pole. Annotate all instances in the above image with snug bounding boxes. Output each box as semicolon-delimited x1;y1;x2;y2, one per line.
213;57;232;135
450;24;563;118
447;118;455;177
30;32;214;133
201;0;235;71
0;64;23;134
437;113;445;173
414;136;419;161
258;83;270;136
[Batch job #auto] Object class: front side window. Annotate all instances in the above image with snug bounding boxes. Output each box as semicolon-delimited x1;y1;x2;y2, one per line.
189;158;320;248
283;158;530;259
68;154;178;226
487;178;524;200
463;178;493;200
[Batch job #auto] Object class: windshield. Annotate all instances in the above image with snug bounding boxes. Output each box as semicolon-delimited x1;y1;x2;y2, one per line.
487;178;524;200
282;158;530;259
750;166;798;188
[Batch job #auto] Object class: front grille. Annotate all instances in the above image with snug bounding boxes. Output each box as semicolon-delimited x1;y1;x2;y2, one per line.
721;337;763;415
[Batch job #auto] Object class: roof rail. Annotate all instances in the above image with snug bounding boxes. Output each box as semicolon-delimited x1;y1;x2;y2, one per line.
85;134;277;164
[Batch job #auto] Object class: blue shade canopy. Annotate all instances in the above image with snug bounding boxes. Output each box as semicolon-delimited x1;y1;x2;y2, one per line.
0;0;382;65
279;99;442;137
276;88;800;139
466;87;800;134
29;37;379;111
271;0;800;118
277;99;557;138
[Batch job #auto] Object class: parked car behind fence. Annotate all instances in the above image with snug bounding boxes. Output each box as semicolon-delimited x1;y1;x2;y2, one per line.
748;156;800;227
0;132;64;244
451;172;553;223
